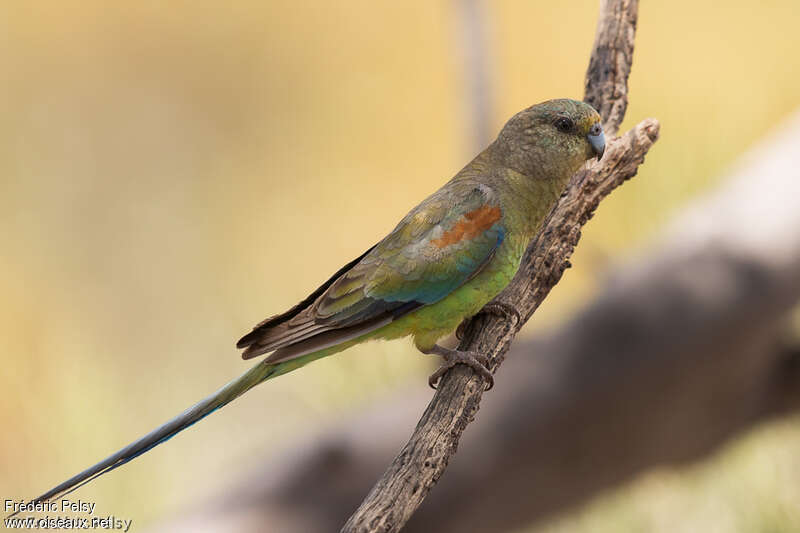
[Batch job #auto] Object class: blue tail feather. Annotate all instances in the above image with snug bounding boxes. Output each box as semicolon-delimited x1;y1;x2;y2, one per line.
9;360;278;517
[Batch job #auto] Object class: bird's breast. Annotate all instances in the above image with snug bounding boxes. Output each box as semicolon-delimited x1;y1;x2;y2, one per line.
374;236;525;350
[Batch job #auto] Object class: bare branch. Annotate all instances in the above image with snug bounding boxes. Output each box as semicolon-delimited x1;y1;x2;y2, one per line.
584;0;637;136
341;1;659;531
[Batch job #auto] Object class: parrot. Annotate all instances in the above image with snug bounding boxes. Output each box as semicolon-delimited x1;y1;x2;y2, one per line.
19;98;605;510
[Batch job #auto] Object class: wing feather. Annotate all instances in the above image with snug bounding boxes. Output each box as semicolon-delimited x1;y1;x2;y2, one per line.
236;243;378;351
238;183;505;361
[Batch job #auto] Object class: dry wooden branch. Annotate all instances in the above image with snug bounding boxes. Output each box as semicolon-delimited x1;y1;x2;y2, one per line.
584;0;637;136
342;1;659;531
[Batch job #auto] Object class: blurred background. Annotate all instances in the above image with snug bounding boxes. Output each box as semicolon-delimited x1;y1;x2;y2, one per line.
1;1;799;531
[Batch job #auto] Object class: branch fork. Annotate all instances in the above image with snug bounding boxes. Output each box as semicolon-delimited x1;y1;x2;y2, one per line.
343;1;659;531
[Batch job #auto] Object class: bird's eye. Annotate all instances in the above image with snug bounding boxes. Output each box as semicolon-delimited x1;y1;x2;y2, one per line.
554;117;575;133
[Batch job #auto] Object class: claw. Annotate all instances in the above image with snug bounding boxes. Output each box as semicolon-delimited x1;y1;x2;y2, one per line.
455;302;520;342
480;302;521;326
455;319;469;341
423;344;494;391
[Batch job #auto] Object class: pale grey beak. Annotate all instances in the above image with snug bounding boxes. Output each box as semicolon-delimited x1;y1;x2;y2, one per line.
588;123;605;160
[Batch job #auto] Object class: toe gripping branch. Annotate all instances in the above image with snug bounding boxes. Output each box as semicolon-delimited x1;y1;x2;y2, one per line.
455;301;522;342
437;301;522;391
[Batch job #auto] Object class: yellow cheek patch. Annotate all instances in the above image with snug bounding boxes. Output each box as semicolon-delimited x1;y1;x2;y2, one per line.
578;114;602;135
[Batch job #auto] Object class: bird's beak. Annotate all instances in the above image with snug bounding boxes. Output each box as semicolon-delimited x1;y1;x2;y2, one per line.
588;123;605;160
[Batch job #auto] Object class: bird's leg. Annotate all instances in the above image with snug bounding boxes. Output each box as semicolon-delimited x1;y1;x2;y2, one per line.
422;344;494;391
455;301;521;340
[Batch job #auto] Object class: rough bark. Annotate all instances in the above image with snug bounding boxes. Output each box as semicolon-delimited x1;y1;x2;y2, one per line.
145;107;800;533
584;0;637;136
341;0;657;530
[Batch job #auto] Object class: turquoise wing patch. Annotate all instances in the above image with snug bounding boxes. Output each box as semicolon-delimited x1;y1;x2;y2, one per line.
314;184;505;325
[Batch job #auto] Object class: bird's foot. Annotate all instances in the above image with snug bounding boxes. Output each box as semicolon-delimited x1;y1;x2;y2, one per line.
456;301;521;340
480;301;522;325
455;318;471;341
423;344;494;391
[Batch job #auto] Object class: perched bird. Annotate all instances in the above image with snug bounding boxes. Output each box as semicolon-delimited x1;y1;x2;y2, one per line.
23;98;605;508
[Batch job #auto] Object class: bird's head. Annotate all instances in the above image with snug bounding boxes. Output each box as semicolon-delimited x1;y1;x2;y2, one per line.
492;98;605;180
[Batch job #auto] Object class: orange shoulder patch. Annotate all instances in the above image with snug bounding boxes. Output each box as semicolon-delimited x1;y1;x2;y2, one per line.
431;205;501;249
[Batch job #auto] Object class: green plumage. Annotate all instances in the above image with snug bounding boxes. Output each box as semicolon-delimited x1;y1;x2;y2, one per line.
23;98;604;509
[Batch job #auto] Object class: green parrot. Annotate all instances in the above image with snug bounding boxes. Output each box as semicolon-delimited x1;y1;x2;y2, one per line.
24;98;605;508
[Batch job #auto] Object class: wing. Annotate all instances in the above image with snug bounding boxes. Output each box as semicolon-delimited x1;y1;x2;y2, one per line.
237;183;505;361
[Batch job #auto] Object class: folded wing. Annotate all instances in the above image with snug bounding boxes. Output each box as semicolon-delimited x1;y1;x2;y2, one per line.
237;184;505;362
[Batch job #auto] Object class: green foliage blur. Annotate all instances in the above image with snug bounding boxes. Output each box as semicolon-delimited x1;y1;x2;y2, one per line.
1;1;798;530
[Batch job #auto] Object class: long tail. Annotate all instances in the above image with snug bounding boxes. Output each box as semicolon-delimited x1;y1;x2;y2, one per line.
12;351;330;517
